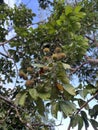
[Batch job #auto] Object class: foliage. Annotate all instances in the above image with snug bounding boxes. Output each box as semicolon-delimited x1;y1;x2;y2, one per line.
0;0;98;130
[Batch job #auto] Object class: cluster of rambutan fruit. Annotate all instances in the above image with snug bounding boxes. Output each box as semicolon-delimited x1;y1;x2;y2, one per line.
18;46;66;91
41;46;66;76
19;66;35;87
43;46;66;61
43;46;66;91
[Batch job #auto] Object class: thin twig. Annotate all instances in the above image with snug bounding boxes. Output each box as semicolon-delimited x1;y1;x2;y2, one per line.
0;51;9;58
0;94;34;130
87;58;98;64
75;91;98;115
13;62;19;87
67;121;71;130
2;45;10;57
85;35;95;42
70;61;88;75
0;95;15;106
0;19;46;46
32;20;46;25
14;107;34;130
0;36;17;46
31;122;62;128
0;44;19;88
70;56;98;75
67;91;98;130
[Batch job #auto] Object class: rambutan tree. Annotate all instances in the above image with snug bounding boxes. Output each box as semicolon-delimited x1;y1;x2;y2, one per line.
0;0;98;129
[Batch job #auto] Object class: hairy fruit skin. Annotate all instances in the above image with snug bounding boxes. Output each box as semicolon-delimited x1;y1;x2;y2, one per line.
27;67;33;73
54;47;62;53
58;53;66;59
52;53;66;60
25;80;34;87
52;54;58;60
19;70;28;80
43;48;50;53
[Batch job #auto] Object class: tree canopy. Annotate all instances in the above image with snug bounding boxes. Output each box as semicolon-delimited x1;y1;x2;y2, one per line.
0;0;98;130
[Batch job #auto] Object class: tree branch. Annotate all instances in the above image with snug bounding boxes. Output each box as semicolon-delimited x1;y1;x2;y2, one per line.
31;122;62;129
67;91;98;130
85;55;98;64
67;120;71;130
75;91;98;115
0;94;34;130
32;19;46;25
0;36;16;46
14;106;34;130
0;95;15;107
0;94;59;129
85;35;95;43
70;56;98;75
0;19;47;46
87;58;98;64
0;51;9;58
70;61;88;75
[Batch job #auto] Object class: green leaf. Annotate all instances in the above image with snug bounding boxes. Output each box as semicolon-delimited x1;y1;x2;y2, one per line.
62;63;71;69
90;119;98;130
60;101;76;116
89;105;98;119
57;71;69;84
56;19;62;26
81;111;88;120
0;123;8;130
48;27;55;34
76;12;86;18
29;88;38;100
18;92;27;106
50;85;58;99
33;63;45;68
63;84;76;95
81;111;89;128
0;112;5;118
65;5;73;15
74;6;82;13
71;115;83;130
67;102;77;112
38;93;50;100
36;98;45;116
78;116;83;130
78;89;88;99
56;63;69;84
86;84;96;94
51;102;59;118
71;116;78;128
14;93;22;105
78;99;89;110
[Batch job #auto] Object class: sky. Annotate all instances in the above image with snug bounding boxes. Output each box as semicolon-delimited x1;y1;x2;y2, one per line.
3;0;97;130
4;0;16;7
